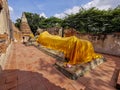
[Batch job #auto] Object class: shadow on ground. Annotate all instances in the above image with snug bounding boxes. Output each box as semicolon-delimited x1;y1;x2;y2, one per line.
0;69;65;90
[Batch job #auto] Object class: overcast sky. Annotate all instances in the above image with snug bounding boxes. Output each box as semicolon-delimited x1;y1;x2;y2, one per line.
8;0;120;22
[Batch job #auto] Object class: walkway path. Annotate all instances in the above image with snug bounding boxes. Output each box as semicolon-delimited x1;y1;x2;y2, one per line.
0;43;120;90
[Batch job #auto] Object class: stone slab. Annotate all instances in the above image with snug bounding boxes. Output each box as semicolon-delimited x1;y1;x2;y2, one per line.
32;43;65;61
54;57;106;80
31;42;106;80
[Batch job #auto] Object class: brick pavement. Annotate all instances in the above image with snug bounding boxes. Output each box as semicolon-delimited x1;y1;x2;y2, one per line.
0;43;120;90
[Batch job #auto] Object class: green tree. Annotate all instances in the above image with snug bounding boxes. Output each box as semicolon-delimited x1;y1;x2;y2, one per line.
25;12;43;34
39;17;62;28
62;6;120;34
15;18;21;29
15;5;120;35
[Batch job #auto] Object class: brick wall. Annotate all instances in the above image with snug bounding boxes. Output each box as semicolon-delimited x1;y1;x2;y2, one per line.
64;29;120;56
0;0;12;69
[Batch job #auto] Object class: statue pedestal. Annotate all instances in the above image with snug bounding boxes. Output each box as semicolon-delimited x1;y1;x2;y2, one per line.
54;57;106;80
33;43;106;80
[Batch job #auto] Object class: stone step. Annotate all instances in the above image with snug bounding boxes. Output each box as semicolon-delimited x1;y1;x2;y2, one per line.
55;57;106;80
33;43;106;80
34;44;64;61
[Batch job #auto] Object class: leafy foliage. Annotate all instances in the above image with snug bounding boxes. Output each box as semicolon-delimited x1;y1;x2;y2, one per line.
15;6;120;34
24;12;42;34
15;12;62;34
62;7;120;34
15;18;21;29
39;17;62;29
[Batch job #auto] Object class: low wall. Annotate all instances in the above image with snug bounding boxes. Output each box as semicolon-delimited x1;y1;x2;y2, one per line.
79;34;120;56
38;28;120;56
64;29;120;56
0;42;13;70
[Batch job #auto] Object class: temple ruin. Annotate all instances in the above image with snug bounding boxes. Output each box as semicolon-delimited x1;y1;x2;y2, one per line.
12;23;22;42
20;12;32;42
64;29;120;56
0;0;12;69
0;0;120;89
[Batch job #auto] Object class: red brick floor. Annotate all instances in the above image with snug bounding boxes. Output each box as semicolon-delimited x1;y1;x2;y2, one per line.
0;43;120;90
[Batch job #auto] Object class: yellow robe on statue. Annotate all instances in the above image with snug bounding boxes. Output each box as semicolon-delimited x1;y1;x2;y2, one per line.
37;31;101;65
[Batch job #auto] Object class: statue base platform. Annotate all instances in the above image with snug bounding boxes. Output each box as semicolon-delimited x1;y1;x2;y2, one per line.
54;57;106;80
32;43;106;80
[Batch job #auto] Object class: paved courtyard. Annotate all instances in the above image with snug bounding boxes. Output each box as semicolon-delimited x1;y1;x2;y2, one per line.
0;43;120;90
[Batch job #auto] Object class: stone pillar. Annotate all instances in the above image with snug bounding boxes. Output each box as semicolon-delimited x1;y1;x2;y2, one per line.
59;27;64;37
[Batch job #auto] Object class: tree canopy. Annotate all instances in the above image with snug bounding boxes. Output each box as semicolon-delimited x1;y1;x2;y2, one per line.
39;16;62;29
62;7;120;34
15;6;120;34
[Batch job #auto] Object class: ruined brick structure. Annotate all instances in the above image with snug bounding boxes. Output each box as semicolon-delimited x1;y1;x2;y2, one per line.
45;27;61;35
0;0;13;69
20;12;32;42
12;23;22;42
64;28;77;37
36;28;43;35
64;29;120;56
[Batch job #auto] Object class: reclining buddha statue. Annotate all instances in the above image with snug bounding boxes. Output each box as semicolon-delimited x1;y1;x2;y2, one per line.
37;31;102;65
